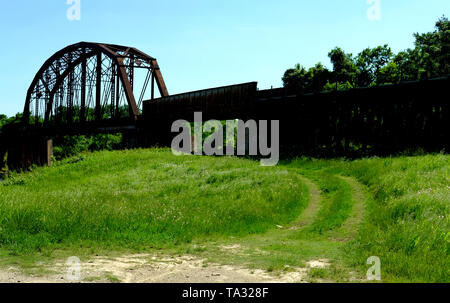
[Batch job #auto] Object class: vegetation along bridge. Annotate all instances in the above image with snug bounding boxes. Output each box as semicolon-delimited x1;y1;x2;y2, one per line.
0;42;448;169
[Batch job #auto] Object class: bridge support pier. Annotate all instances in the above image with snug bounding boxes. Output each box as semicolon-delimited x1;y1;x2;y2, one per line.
6;136;53;171
0;146;6;170
122;132;138;149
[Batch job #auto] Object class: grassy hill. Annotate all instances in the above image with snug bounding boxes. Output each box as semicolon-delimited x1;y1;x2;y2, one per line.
0;149;308;252
0;149;448;282
285;155;449;282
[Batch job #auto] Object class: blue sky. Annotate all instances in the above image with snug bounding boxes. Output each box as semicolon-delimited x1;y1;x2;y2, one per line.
0;0;448;116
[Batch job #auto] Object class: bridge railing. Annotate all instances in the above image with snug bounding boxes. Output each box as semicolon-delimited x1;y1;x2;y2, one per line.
144;82;258;121
141;76;449;157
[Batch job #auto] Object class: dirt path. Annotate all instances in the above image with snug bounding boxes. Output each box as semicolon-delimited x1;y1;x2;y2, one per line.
288;175;322;230
0;175;368;283
335;176;367;239
0;254;312;283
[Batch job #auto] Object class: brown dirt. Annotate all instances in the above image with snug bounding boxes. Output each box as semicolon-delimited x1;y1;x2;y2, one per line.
0;253;325;283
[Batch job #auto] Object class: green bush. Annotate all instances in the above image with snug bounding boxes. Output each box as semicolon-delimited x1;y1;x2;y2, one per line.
53;134;123;160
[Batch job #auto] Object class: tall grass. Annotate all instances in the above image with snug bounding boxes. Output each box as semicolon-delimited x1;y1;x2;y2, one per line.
343;155;449;282
305;172;353;233
286;154;449;282
0;149;308;253
1;148;447;282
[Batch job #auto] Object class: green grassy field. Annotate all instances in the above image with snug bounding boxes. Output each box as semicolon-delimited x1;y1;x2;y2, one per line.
0;149;308;252
284;155;449;282
0;149;448;282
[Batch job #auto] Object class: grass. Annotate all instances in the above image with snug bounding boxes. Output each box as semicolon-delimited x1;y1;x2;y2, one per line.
0;148;448;282
285;154;450;282
303;172;353;233
177;168;363;282
0;148;307;253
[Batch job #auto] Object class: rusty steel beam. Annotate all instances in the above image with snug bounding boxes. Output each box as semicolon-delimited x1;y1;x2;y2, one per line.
96;52;102;121
67;67;74;123
150;59;169;97
44;50;97;122
151;71;155;100
129;54;135;91
117;57;139;118
116;64;120;119
111;62;116;119
24;42;169;128
80;48;87;122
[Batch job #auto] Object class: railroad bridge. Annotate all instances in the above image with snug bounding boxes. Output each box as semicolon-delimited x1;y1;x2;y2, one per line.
1;42;169;169
0;42;449;170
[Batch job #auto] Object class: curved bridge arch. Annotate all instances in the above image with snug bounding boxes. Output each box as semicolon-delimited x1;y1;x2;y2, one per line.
24;42;168;126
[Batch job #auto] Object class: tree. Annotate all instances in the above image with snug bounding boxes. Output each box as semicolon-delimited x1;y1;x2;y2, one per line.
328;47;357;85
393;49;420;81
0;114;7;130
282;63;331;93
281;16;448;92
435;16;450;75
0;113;23;131
413;15;450;79
355;44;393;87
308;62;331;92
282;64;308;92
376;61;401;85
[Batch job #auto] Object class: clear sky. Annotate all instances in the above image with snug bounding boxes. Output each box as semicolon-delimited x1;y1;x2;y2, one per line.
0;0;448;116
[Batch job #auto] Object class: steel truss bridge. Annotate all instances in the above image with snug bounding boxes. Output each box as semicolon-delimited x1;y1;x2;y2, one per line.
1;42;448;170
23;42;168;130
1;42;171;169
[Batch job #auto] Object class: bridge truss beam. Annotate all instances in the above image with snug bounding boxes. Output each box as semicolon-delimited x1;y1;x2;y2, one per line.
23;42;169;127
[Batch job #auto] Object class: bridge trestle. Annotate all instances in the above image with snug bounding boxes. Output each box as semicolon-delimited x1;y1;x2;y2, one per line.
4;135;53;171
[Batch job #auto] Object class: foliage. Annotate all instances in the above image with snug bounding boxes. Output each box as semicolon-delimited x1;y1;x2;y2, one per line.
328;47;357;84
1;149;447;282
323;80;354;92
0;113;124;163
282;63;331;93
51;105;131;124
0;114;7;128
355;44;393;87
283;16;450;91
0;113;24;131
376;61;401;85
0;149;307;253
413;16;450;79
342;155;450;282
287;154;449;282
52;134;123;160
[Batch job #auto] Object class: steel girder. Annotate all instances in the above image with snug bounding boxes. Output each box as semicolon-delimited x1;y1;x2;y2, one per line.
23;42;169;125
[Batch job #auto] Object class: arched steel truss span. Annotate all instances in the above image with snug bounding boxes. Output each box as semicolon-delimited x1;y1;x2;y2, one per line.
23;42;169;126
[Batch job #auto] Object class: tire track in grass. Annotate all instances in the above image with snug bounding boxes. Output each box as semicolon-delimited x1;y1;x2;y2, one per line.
331;176;368;241
137;174;365;282
287;175;322;230
193;174;369;282
306;173;353;234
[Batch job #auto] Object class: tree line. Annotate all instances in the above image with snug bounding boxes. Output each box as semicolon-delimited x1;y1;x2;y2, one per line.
282;16;449;93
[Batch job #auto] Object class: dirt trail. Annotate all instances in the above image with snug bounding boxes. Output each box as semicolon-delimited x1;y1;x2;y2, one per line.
0;254;312;283
288;175;322;230
335;176;367;239
0;174;359;284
